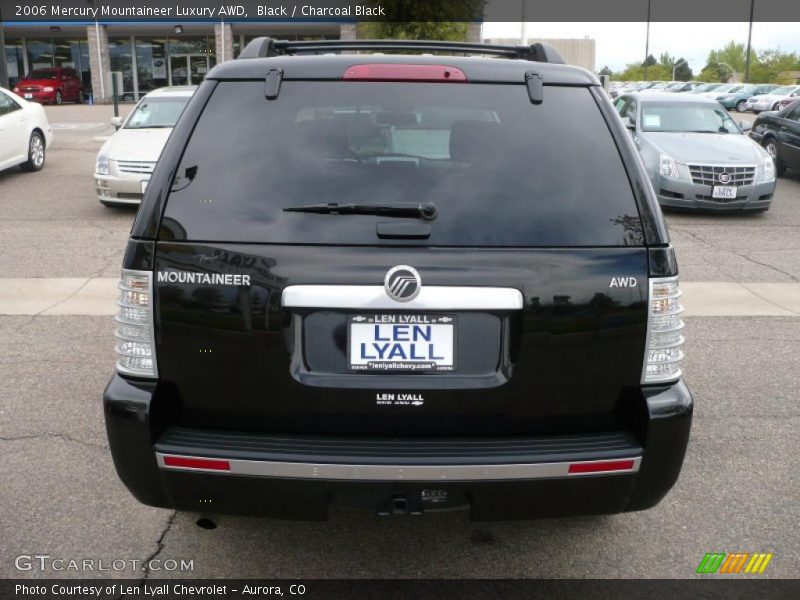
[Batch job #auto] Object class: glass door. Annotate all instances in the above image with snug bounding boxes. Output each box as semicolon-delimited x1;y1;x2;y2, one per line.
189;55;210;85
169;54;209;86
169;55;189;86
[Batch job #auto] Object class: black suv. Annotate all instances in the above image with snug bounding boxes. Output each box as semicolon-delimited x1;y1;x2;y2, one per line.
105;39;692;520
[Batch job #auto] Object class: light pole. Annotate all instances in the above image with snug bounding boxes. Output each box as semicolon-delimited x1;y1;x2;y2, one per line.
643;0;652;80
744;0;755;82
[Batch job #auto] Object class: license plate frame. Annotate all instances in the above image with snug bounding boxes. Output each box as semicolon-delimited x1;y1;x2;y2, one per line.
712;185;737;199
347;313;457;373
24;93;33;99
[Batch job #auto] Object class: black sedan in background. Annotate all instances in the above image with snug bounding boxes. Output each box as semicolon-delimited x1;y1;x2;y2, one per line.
749;99;800;176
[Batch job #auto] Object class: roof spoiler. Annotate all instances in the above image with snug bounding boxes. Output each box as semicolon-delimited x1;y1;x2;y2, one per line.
237;38;566;64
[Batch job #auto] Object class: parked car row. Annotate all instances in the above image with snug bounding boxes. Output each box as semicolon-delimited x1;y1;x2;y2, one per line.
614;92;777;212
608;80;800;114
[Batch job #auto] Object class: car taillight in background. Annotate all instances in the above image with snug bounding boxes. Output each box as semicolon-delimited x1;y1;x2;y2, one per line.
643;276;685;383
115;269;157;377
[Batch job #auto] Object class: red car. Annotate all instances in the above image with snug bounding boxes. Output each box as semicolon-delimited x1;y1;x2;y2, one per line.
13;67;85;105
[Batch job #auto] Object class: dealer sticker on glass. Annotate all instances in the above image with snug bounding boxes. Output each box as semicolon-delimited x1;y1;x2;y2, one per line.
347;314;456;372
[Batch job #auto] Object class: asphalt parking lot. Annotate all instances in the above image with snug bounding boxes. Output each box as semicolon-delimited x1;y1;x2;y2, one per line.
0;104;798;580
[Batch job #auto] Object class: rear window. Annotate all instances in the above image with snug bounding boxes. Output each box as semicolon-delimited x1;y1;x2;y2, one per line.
161;81;642;246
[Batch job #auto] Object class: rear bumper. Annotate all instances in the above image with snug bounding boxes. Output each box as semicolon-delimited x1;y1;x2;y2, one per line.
104;374;692;520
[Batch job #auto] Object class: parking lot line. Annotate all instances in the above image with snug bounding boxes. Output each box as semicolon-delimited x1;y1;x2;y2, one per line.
1;278;798;317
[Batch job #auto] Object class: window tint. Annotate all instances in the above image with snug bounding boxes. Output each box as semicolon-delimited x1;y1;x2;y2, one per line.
162;82;643;247
787;104;800;122
621;98;637;122
0;91;21;116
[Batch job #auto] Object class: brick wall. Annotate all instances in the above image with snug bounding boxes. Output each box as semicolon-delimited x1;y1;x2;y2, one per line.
86;24;111;102
214;23;235;62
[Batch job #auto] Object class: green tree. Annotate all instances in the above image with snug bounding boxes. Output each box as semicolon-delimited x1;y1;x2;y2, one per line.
359;0;484;41
749;49;800;83
658;52;675;69
673;58;693;81
706;41;758;76
617;61;671;81
698;61;733;83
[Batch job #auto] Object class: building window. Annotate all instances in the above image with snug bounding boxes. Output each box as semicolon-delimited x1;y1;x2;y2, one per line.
53;39;91;93
136;38;168;95
109;37;135;101
26;39;55;71
4;40;25;88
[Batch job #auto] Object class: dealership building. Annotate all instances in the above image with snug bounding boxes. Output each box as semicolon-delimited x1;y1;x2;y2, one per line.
3;22;485;102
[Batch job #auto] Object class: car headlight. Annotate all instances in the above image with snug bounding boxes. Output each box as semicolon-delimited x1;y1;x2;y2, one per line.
43;86;54;92
762;156;776;182
96;149;110;176
659;154;680;179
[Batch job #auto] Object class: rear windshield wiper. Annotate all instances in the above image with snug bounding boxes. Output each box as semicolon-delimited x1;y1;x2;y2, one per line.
283;202;438;221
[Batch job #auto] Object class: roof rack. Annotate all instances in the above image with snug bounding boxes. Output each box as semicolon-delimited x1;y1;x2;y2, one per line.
237;38;566;64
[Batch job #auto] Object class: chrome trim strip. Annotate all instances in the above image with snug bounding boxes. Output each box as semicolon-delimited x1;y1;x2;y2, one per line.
282;285;523;310
156;454;640;481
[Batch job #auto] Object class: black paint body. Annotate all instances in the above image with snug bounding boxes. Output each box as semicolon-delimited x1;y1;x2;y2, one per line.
105;51;692;519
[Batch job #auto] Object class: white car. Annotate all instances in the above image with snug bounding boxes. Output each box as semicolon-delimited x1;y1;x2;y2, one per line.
95;86;196;207
748;85;800;113
0;86;54;173
695;83;744;99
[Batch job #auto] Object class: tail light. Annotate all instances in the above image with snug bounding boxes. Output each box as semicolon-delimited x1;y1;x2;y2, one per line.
115;269;157;378
643;276;684;383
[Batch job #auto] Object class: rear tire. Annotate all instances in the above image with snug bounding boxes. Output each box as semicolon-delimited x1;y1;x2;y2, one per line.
763;138;787;177
54;90;62;105
772;102;780;111
20;131;46;172
735;100;747;113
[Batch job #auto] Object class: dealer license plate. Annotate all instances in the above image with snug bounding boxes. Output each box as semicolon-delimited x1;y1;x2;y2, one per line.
712;185;737;199
348;314;455;372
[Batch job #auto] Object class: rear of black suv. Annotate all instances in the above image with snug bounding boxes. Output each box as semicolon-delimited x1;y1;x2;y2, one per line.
104;40;692;520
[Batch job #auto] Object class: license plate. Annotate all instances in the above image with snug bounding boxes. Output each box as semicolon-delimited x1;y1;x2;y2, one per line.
712;185;737;199
140;178;150;193
24;93;33;99
348;314;455;372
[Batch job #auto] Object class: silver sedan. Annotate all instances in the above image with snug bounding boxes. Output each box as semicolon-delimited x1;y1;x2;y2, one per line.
614;92;776;212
